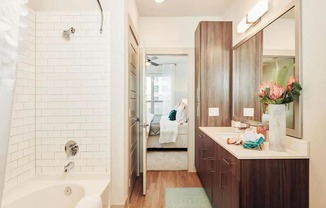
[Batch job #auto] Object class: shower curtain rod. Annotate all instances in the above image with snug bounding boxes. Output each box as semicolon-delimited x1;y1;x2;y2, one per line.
96;0;103;33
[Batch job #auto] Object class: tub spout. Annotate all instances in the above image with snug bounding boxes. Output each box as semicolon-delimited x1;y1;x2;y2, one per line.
64;161;75;172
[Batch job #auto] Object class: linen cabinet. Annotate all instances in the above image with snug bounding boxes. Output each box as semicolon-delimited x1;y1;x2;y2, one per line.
194;21;232;129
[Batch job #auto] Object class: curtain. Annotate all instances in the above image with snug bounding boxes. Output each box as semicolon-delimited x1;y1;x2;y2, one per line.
0;0;28;204
161;64;176;115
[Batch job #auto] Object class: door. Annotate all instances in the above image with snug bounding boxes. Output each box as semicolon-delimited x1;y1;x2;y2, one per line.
139;48;148;195
140;50;149;195
128;24;139;198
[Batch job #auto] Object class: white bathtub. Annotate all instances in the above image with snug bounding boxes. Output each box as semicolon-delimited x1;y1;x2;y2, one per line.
1;175;110;208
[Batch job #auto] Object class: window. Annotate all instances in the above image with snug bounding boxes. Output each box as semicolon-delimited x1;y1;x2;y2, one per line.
146;76;163;114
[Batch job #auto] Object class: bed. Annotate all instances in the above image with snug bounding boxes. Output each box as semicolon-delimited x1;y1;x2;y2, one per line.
147;115;188;149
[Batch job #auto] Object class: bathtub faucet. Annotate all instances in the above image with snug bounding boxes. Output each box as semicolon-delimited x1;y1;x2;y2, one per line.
64;161;75;172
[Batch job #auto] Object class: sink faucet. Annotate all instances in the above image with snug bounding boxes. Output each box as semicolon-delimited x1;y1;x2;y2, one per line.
64;161;75;172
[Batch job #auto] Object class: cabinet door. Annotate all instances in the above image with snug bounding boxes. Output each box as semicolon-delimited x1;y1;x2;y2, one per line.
195;132;204;179
202;135;214;200
213;144;239;208
221;147;239;208
213;144;223;208
204;137;215;202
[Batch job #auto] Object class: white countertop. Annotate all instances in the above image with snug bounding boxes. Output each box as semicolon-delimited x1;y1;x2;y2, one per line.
199;127;309;159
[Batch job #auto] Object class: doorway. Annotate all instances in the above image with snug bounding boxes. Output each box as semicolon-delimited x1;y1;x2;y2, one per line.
145;54;189;171
138;48;195;196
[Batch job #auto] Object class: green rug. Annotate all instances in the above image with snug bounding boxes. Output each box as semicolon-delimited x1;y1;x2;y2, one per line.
165;188;212;208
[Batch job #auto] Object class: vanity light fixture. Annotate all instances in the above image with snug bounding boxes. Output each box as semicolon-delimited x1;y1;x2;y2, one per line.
237;0;269;33
154;0;165;3
237;18;252;33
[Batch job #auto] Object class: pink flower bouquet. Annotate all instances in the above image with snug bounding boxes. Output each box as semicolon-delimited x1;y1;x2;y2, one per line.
258;63;302;105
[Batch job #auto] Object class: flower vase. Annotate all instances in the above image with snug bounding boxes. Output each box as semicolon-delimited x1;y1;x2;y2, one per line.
268;104;286;152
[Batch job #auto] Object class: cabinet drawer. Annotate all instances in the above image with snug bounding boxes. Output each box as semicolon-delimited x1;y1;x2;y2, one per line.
199;131;214;157
221;148;239;179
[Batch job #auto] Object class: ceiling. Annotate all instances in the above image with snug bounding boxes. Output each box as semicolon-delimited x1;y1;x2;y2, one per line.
135;0;233;17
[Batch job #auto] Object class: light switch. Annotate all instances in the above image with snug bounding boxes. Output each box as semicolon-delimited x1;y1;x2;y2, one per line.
209;108;219;116
243;108;254;117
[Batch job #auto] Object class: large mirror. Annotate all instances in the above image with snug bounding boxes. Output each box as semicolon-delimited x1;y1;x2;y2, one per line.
233;2;302;138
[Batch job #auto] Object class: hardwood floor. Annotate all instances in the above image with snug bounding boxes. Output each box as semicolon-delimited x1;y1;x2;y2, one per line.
129;171;203;208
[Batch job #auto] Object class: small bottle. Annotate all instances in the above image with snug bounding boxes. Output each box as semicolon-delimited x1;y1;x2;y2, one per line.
257;124;267;141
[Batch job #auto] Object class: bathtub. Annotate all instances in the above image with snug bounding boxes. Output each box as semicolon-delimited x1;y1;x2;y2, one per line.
1;174;110;208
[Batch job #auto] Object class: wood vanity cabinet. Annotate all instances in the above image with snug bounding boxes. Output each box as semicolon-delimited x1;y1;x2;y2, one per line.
196;130;309;208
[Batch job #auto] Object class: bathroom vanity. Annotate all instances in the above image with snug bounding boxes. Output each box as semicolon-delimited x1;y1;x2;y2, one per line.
195;127;309;208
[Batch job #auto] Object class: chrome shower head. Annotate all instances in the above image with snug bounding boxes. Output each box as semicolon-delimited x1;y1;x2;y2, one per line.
62;27;75;40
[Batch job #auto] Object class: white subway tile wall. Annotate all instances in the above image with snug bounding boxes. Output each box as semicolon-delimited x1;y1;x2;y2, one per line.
5;9;36;191
35;11;110;174
4;9;110;191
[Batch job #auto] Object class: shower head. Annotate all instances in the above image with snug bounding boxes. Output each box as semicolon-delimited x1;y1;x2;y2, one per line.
62;27;75;41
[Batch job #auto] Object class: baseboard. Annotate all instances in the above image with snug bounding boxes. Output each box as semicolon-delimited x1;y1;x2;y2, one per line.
111;197;128;208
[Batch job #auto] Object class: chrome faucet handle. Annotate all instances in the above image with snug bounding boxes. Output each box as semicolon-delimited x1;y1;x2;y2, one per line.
64;161;75;172
65;140;79;157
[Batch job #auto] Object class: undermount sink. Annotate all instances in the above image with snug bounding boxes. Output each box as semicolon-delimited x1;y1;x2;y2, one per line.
216;133;240;140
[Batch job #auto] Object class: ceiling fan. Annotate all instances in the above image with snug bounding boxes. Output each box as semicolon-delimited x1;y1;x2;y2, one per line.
146;56;159;66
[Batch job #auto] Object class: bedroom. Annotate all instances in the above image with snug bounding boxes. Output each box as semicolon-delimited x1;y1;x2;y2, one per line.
145;55;189;170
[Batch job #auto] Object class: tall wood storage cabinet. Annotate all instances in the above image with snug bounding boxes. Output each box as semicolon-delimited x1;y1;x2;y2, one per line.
195;21;232;201
195;21;232;130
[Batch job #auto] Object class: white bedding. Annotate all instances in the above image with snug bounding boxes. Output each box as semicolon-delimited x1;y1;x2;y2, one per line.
159;116;179;143
147;115;188;148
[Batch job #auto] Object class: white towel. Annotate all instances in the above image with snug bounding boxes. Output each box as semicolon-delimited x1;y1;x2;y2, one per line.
159;116;178;143
75;196;102;208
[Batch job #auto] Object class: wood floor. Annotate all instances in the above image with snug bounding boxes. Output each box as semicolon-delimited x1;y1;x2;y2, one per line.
129;171;203;208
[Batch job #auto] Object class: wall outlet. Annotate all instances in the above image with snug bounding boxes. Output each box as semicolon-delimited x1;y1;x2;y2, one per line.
209;108;219;116
243;108;254;117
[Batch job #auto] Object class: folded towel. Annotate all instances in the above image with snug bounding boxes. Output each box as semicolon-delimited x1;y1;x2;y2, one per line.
75;196;102;208
243;135;265;150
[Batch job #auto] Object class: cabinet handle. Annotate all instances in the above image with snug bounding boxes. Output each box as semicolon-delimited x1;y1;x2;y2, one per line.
220;172;226;189
207;157;215;171
199;134;203;138
223;158;234;166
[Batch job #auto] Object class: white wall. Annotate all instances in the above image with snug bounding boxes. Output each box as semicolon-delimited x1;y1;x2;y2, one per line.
224;0;292;46
4;8;36;191
3;4;112;193
34;11;110;174
301;0;326;207
109;0;129;206
140;17;222;48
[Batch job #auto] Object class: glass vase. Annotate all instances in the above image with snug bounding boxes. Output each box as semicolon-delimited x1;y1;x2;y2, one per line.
268;104;286;152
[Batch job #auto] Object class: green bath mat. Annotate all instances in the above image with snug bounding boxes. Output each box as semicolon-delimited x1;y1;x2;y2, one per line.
165;188;212;208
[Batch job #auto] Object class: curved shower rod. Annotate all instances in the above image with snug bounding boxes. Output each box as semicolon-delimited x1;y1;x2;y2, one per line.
96;0;103;33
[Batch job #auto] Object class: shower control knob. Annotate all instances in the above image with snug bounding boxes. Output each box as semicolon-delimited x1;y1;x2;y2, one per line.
65;140;79;157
